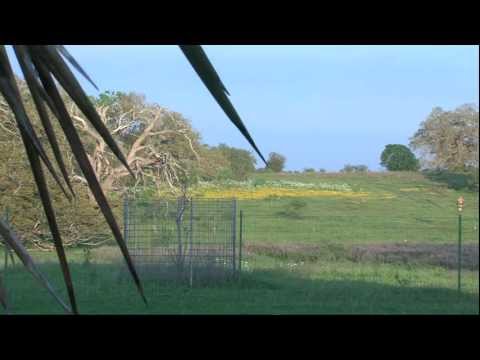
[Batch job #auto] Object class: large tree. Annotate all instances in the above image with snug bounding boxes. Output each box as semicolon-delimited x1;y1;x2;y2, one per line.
409;104;479;171
214;143;256;180
267;152;286;172
72;91;202;193
380;144;419;171
0;83;205;249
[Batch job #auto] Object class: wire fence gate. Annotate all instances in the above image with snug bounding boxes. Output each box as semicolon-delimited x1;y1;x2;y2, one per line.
123;197;243;285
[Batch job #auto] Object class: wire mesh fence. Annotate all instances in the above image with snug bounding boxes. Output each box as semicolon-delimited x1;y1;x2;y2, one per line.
123;196;240;284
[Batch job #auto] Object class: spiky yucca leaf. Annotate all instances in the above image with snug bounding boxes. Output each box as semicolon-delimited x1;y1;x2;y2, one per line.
17;127;78;313
179;45;267;165
0;45;146;312
56;46;99;90
0;46;72;200
31;53;146;305
29;46;134;178
14;46;75;197
2;46;79;312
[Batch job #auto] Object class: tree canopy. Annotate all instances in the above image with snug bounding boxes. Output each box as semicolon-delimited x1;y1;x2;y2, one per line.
267;152;286;172
380;144;419;171
409;104;479;171
214;143;256;180
0;83;259;250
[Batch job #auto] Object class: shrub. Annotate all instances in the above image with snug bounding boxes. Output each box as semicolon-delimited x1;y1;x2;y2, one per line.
341;164;369;173
422;169;479;191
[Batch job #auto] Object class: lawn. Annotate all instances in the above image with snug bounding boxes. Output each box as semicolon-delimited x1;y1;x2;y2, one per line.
1;246;478;314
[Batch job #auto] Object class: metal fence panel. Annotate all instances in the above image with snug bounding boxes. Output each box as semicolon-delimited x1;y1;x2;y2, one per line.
124;197;238;284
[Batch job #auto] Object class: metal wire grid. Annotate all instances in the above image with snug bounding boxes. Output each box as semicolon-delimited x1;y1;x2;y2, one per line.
124;197;238;283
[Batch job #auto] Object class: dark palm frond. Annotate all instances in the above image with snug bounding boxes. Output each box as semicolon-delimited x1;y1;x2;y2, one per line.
179;45;267;165
0;45;149;312
17;128;78;313
14;46;75;197
55;46;99;90
0;218;71;313
28;46;134;178
1;46;78;313
0;47;72;200
30;53;147;305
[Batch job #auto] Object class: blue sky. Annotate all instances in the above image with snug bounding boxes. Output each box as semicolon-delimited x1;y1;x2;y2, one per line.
7;45;479;171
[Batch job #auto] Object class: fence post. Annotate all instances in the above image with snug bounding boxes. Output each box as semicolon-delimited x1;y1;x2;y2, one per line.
3;209;8;270
189;197;194;287
232;199;237;277
239;210;243;274
123;195;129;247
2;207;12;311
457;212;462;293
3;207;14;268
457;196;464;294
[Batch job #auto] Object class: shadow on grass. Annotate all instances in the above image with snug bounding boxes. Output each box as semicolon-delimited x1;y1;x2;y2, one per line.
1;259;478;315
422;169;478;191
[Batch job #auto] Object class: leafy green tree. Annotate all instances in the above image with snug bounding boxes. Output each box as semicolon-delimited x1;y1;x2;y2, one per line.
71;91;204;193
90;90;125;107
216;144;257;180
196;144;231;181
380;144;419;171
267;152;286;172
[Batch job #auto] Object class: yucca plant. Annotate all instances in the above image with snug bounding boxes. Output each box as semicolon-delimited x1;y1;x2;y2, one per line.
0;45;266;314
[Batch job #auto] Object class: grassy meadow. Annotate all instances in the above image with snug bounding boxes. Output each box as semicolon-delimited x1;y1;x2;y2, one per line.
1;171;479;314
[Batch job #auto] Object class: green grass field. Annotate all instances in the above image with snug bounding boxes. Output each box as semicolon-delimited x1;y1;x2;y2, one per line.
238;172;478;245
1;248;478;314
1;171;479;314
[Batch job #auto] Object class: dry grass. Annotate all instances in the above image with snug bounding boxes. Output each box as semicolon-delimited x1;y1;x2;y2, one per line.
350;243;479;270
245;242;479;270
